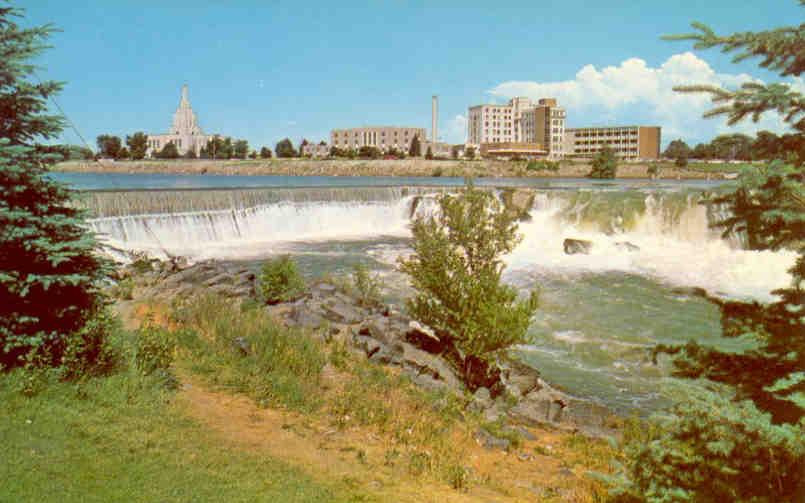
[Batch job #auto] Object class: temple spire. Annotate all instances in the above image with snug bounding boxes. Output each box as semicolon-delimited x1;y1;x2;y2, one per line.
180;84;189;107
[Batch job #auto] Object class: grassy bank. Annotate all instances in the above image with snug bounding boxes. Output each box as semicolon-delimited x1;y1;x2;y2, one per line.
0;368;366;502
53;158;738;179
1;290;617;502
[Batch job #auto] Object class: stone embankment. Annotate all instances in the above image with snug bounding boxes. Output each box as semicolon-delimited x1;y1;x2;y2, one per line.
57;158;725;179
123;258;617;439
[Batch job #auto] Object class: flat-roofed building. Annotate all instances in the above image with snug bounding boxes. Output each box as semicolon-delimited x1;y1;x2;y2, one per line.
564;126;661;160
479;142;547;159
468;97;565;159
330;127;427;152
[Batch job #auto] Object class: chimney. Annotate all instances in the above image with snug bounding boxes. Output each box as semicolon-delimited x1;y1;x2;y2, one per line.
432;95;438;144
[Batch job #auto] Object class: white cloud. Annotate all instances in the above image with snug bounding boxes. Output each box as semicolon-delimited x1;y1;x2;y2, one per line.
489;52;800;145
443;114;467;143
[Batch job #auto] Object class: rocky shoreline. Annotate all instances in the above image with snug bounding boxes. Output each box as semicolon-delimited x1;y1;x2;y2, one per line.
120;258;619;439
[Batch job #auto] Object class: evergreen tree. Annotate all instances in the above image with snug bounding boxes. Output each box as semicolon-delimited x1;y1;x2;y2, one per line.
409;134;421;157
608;5;805;501
662;139;692;159
0;7;107;369
275;138;296;158
425;146;433;160
259;146;272;159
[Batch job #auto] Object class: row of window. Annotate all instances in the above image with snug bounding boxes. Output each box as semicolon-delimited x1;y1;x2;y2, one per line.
574;139;638;145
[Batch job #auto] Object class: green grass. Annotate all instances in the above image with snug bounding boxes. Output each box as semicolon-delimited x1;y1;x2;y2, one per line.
0;368;369;503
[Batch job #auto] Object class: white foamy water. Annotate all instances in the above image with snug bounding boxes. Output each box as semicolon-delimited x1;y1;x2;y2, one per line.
89;187;795;302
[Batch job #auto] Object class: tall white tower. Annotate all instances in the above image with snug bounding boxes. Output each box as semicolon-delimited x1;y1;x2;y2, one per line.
432;95;438;143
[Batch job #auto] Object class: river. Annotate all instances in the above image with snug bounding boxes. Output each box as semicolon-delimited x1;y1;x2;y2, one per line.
54;172;796;414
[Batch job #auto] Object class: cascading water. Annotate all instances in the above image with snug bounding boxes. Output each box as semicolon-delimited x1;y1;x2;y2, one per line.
85;184;796;414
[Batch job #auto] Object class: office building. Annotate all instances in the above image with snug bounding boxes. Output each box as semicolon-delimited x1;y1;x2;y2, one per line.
563;126;661;160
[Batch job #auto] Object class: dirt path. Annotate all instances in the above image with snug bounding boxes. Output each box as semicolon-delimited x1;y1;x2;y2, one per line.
175;373;588;502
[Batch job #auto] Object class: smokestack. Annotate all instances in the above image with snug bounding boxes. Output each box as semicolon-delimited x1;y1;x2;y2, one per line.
432;95;438;144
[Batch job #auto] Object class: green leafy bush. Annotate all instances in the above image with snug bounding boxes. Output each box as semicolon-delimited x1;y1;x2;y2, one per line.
526;160;560;172
350;263;384;308
256;255;306;304
588;146;618;179
59;307;120;380
0;7;108;370
134;319;176;376
399;182;539;390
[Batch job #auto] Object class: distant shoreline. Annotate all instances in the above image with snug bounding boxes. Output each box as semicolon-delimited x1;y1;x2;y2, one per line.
53;159;739;180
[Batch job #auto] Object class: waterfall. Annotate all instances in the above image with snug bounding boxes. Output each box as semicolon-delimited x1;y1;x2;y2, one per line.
87;186;795;301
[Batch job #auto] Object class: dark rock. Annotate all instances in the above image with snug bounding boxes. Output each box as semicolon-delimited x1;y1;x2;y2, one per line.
563;238;593;255
615;241;640;252
203;272;231;287
405;320;445;354
509;386;569;425
353;335;382;358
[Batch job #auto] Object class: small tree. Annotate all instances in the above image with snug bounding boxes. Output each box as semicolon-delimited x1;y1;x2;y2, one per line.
155;142;179;159
465;146;476;160
0;7;108;369
662;139;692;159
674;155;688;167
96;134;122;159
425;146;433;160
256;256;305;304
275;138;296;158
259;146;273;159
126;132;148;160
451;145;459;159
298;138;309;158
399;182;538;390
183;147;197;159
409;134;421;157
233;139;249;159
588;146;618;178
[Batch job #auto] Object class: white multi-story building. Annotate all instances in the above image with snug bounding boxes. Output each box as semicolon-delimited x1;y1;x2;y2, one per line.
147;85;216;157
467;97;565;159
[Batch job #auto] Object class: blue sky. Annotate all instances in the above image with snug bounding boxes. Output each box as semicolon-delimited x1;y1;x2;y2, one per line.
20;0;803;150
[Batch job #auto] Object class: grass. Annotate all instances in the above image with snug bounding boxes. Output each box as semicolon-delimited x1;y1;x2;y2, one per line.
0;366;368;503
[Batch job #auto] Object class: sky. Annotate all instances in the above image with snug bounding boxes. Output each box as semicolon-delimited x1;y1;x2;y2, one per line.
19;0;804;151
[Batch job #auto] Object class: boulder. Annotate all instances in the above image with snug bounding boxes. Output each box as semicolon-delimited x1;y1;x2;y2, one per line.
563;238;593;255
499;357;541;398
614;241;640;252
400;342;463;391
474;428;511;451
509;386;568;425
287;301;327;329
320;298;366;324
405;320;444;353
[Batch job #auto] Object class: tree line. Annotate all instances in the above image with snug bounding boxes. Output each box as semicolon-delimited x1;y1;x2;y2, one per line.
663;130;804;164
95;132;272;160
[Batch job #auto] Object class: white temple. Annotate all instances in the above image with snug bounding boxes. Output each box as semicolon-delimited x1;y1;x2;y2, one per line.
147;85;215;157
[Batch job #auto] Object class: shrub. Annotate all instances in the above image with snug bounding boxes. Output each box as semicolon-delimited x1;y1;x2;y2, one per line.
256;255;306;304
398;181;539;390
134;319;176;376
59;307;120;380
350;263;384;308
0;9;108;370
588;146;618;179
526;160;560;172
675;156;688;167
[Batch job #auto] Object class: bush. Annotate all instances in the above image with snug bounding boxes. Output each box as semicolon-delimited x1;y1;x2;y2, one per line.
398;182;539;390
350;263;383;308
588;146;618;179
675;156;688;167
59;307;120;380
526;160;560;172
256;256;306;304
134;319;176;376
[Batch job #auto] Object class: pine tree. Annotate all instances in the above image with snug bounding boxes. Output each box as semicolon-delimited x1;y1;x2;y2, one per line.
0;7;107;369
608;4;805;501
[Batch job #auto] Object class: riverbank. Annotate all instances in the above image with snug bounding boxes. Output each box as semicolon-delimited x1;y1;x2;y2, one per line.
54;158;739;179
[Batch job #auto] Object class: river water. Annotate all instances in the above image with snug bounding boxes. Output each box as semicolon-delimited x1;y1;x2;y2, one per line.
55;173;796;414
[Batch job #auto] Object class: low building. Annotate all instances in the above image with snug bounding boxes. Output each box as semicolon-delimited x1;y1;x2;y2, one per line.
479;142;547;159
301;142;330;157
563;126;661;160
467;97;565;159
147;85;216;157
330;127;427;153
